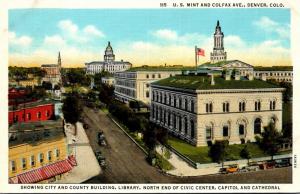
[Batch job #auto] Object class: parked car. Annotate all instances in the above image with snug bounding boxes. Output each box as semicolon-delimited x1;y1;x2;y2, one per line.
99;139;107;146
219;167;227;174
275;158;291;168
226;164;239;173
247;165;259;171
239;166;248;173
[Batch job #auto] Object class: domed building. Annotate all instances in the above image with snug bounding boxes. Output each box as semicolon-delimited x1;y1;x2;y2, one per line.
85;41;132;74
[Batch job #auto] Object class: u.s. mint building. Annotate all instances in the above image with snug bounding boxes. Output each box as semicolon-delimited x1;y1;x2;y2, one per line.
150;73;285;146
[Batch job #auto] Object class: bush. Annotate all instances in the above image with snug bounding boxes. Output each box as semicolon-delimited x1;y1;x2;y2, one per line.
155;153;174;171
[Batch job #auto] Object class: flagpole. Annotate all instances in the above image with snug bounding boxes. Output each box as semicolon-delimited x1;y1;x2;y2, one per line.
195;46;197;71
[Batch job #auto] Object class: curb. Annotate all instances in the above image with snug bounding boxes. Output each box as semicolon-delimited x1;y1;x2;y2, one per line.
107;114;148;155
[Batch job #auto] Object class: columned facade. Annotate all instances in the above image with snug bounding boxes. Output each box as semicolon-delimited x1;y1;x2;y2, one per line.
151;83;284;147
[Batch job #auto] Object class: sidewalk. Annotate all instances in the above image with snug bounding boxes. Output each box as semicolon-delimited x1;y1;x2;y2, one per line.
156;146;220;176
56;122;101;183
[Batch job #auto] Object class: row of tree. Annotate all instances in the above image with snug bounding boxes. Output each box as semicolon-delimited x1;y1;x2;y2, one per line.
210;122;285;166
9;66;46;80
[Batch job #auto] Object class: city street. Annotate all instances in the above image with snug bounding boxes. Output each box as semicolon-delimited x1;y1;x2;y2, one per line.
82;107;292;183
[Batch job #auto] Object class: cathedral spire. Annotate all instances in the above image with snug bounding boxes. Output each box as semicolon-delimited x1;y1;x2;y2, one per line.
58;51;61;67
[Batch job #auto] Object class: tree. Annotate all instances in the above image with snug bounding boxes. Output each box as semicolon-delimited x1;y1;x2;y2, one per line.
209;140;229;167
143;123;158;162
62;93;83;135
240;145;252;165
260;122;282;160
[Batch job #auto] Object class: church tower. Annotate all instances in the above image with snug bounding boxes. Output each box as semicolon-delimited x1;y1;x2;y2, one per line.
104;41;115;62
58;51;61;68
210;20;227;63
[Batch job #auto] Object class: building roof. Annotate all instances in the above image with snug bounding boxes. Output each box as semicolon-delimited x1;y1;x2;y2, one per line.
126;66;195;72
85;61;131;65
41;64;58;67
198;60;253;68
152;75;283;90
9;99;57;111
253;66;293;71
9;119;64;147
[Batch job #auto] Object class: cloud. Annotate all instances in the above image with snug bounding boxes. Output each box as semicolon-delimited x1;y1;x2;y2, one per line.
253;16;290;39
44;35;65;46
151;29;178;40
58;20;78;35
9;31;32;47
83;25;105;37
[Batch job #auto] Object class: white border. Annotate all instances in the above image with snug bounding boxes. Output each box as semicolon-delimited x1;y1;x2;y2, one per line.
1;0;300;193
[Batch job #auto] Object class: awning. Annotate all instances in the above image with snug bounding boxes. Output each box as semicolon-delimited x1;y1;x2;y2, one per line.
12;158;75;184
67;155;77;166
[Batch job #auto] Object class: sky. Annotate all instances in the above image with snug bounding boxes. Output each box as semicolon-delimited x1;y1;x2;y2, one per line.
9;9;291;67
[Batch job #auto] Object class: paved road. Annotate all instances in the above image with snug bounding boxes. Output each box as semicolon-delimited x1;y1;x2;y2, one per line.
82;107;292;183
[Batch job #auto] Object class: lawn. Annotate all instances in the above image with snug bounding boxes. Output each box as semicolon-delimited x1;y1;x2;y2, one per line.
167;136;279;164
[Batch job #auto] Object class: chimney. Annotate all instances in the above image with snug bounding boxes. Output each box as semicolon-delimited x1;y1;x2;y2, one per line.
248;72;254;81
225;70;231;80
235;71;240;80
211;74;215;85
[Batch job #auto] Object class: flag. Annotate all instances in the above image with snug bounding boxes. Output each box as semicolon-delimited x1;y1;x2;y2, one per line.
196;48;205;56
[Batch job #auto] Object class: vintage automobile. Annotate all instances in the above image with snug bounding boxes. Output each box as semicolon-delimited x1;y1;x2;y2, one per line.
226;164;239;173
219;167;227;174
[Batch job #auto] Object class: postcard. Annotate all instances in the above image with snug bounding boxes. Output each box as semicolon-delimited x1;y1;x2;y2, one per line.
0;0;299;193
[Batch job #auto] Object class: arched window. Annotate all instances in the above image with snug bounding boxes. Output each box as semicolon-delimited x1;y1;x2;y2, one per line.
239;101;246;112
190;120;195;138
191;100;194;113
179;98;182;109
239;124;245;136
184;117;188;134
167;112;171;126
223;102;230;112
223;125;229;137
254;118;262;134
206;102;213;113
206;126;212;140
178;116;182;132
270;100;276;110
184;99;188;110
255;101;261;111
173;114;176;129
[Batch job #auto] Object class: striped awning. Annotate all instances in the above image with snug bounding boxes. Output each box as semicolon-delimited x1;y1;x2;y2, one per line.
11;157;75;184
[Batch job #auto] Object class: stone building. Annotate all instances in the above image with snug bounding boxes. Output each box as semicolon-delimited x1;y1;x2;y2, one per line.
85;42;132;74
114;67;185;104
41;52;62;88
150;73;285;146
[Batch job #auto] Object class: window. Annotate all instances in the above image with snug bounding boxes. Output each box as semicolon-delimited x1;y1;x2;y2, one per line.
167;113;171;126
239;101;246;112
146;91;149;98
146;74;149;78
158;74;161;78
46;110;50;117
190;120;195;138
179;98;182;108
206;127;212;139
39;153;44;163
146;83;150;88
206;103;213;113
184;117;188;134
270;100;276;110
174;97;177;107
223;126;229;137
21;158;27;169
27;113;31;120
152;74;155;78
10;160;16;172
178;116;182;132
191;101;194;113
184;99;188;110
223;102;230;112
254;118;262;134
48;151;52;162
37;112;41;119
255;101;261;111
239;124;245;135
173;115;176;129
30;155;35;167
164;94;167;104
